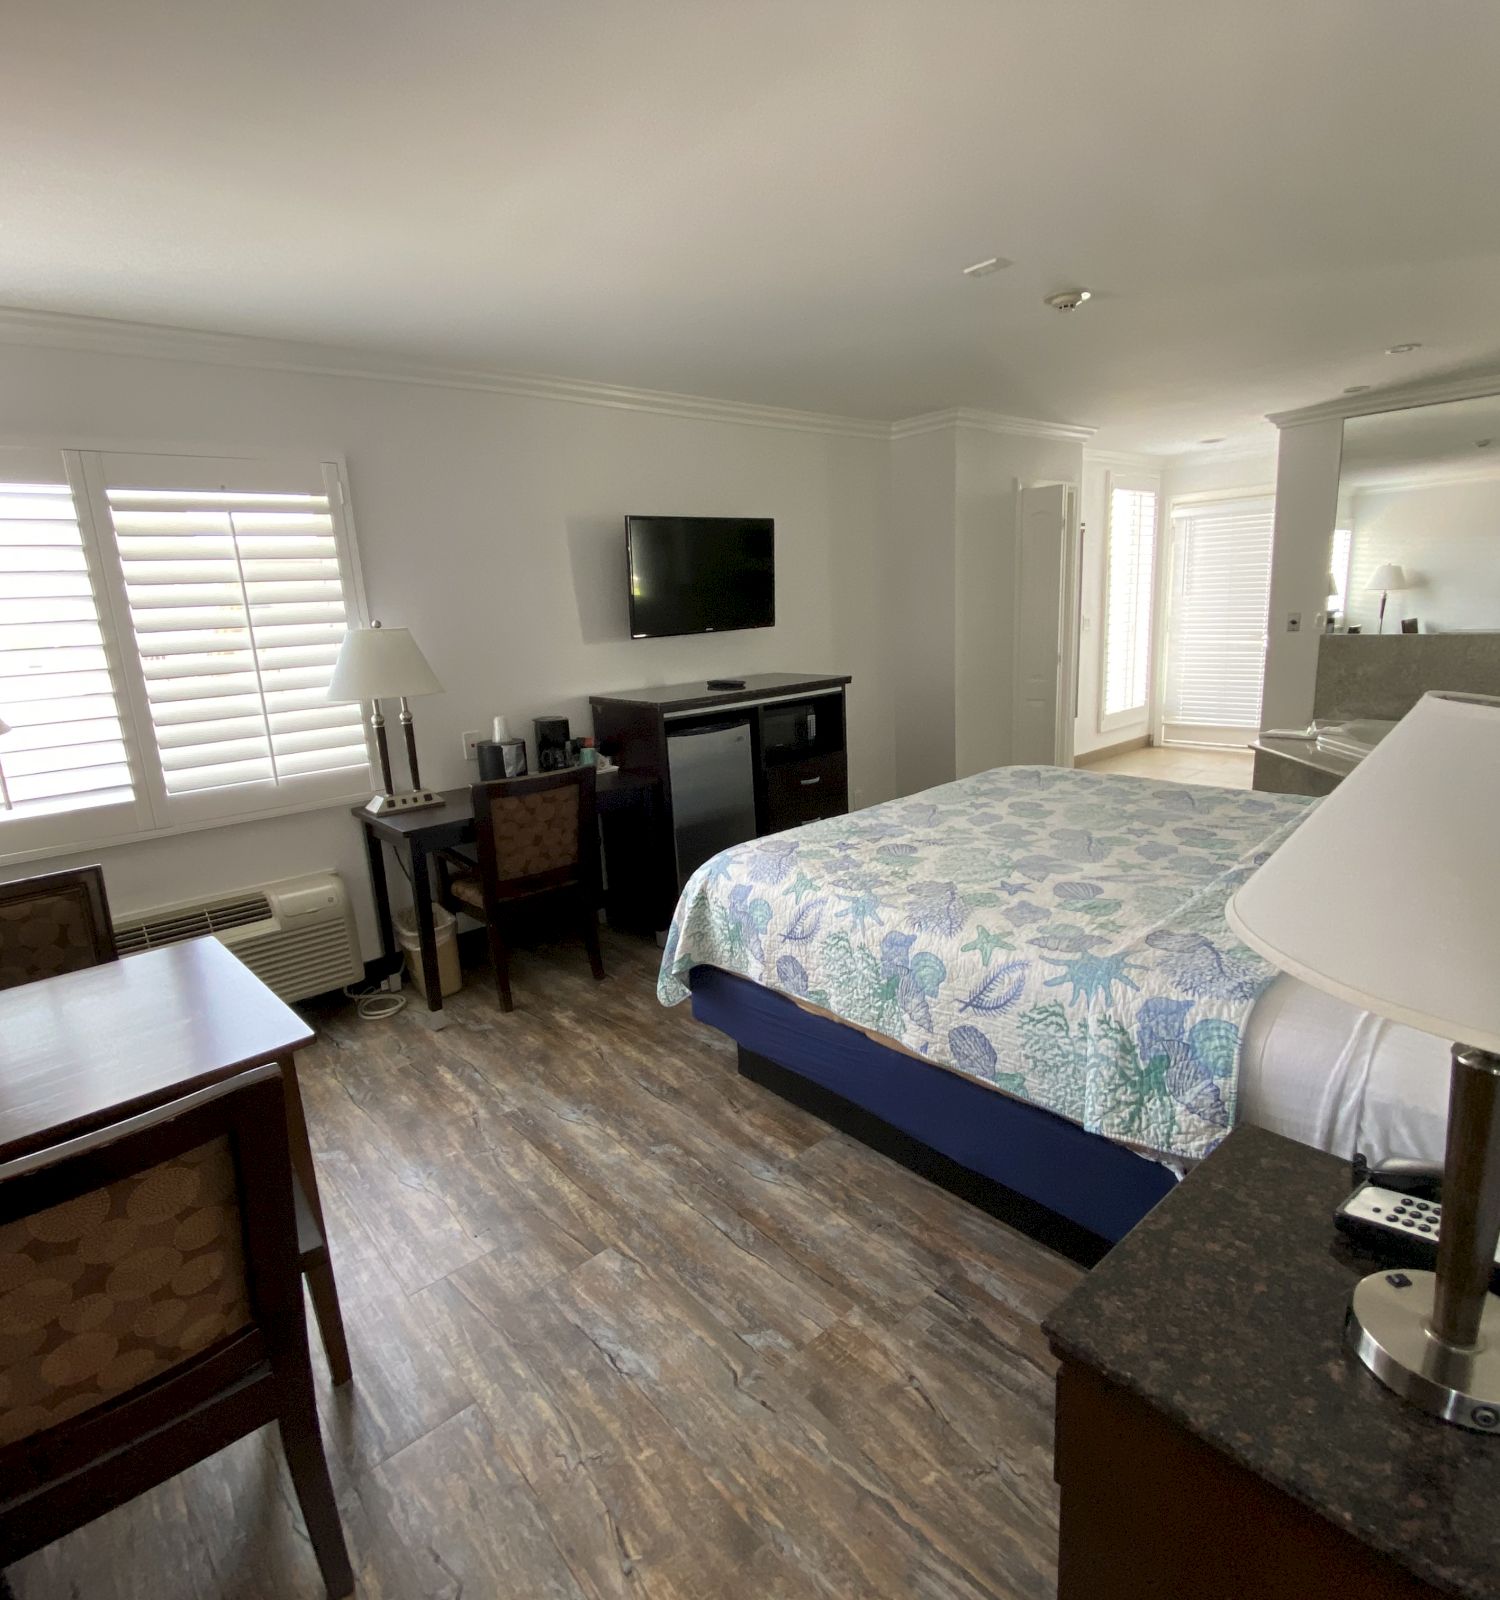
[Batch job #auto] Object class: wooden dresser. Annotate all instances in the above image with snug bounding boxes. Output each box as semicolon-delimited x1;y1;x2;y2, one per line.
590;673;850;930
1044;1127;1498;1600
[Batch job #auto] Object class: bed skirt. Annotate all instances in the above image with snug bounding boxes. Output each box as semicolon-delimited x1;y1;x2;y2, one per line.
690;964;1177;1247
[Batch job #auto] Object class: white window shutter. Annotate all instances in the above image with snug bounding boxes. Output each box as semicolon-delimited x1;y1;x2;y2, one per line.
0;457;147;847
1162;496;1275;741
99;456;370;822
1100;481;1158;729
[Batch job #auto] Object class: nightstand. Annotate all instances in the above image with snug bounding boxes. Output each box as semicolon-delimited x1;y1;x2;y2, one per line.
1044;1126;1498;1600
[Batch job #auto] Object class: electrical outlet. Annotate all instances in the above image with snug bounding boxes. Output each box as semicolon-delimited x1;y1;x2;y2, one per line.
461;729;481;760
1286;612;1302;633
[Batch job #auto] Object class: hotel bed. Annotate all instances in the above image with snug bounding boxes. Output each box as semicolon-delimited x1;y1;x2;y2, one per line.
658;765;1449;1243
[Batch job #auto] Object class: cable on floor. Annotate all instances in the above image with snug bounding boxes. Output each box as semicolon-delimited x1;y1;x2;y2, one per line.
342;979;407;1020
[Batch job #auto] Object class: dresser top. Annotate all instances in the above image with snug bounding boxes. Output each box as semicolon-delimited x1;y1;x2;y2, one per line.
1044;1125;1499;1599
590;672;849;713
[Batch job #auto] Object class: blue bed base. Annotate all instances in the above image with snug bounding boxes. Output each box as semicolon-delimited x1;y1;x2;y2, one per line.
689;965;1176;1245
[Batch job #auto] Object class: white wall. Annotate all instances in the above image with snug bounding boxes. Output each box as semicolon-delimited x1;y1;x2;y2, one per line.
956;427;1083;776
1344;474;1500;632
0;340;894;955
1263;419;1344;730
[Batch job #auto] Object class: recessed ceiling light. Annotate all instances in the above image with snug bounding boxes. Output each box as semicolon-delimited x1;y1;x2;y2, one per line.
1385;342;1422;355
1045;288;1093;311
1343;384;1372;395
962;256;1012;277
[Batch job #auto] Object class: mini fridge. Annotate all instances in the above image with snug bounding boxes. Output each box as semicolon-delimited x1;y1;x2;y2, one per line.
666;720;758;888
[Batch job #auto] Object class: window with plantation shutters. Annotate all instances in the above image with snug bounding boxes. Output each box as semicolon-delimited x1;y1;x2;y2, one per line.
1100;479;1158;730
1161;495;1275;745
101;461;368;816
0;466;141;841
0;447;370;860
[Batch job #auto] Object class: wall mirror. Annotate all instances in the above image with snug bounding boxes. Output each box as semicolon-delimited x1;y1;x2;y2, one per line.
1334;394;1500;633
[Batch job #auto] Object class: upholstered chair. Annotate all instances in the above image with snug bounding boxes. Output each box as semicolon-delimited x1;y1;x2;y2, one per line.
436;766;605;1011
0;1065;353;1598
0;866;116;992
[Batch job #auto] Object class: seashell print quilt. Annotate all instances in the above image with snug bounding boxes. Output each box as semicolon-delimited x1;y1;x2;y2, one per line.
659;765;1317;1164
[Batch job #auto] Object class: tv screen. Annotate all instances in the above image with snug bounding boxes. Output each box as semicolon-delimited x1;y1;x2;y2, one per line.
627;516;775;639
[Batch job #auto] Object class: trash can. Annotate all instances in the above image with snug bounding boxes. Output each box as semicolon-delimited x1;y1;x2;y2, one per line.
394;905;463;1000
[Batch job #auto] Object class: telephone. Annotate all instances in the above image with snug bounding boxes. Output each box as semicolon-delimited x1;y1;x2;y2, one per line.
1335;1151;1500;1289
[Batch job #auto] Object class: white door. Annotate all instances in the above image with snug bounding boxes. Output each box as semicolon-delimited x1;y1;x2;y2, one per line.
1012;482;1076;766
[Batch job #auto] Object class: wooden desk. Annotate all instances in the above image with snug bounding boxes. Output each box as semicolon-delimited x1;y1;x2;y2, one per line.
352;769;661;1021
0;938;351;1385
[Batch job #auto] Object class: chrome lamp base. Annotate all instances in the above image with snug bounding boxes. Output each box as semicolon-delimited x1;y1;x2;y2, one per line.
1345;1042;1500;1433
1346;1270;1500;1432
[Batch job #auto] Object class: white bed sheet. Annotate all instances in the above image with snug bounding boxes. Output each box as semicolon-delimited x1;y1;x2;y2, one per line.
1239;974;1450;1168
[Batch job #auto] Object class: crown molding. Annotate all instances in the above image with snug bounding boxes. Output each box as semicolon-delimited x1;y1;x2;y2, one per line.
0;306;893;440
890;406;1095;443
1268;367;1500;429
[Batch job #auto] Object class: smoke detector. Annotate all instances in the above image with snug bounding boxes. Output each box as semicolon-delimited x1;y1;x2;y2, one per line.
1045;288;1093;311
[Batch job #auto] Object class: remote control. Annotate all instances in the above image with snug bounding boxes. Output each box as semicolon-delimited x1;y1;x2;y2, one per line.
1334;1181;1500;1291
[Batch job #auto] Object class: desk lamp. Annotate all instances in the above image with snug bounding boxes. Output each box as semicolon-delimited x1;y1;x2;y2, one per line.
1366;563;1410;633
327;622;444;815
1228;691;1500;1431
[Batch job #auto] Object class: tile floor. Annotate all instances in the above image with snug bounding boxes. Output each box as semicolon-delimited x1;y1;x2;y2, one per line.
1076;742;1254;789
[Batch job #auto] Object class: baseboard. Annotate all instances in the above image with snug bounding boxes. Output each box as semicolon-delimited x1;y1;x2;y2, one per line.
1076;734;1150;764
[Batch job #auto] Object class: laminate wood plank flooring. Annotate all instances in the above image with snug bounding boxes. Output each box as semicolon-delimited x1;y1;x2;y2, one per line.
11;929;1084;1600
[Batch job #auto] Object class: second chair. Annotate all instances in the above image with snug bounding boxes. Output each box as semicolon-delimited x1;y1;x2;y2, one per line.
437;766;605;1011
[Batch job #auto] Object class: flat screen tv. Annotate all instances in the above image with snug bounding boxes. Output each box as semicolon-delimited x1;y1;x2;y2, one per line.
626;515;775;639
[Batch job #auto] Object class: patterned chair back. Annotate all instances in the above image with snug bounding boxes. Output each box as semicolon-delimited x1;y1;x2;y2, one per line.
0;866;117;992
471;767;598;901
0;1066;294;1472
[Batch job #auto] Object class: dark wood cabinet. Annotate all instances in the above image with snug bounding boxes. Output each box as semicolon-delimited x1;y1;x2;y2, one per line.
763;748;847;831
590;673;851;932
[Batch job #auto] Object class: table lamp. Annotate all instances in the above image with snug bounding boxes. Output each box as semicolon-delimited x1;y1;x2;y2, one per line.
1366;562;1410;633
327;622;445;815
1227;691;1500;1431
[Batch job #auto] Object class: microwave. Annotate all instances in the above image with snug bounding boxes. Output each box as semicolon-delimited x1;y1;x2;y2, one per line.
762;701;819;755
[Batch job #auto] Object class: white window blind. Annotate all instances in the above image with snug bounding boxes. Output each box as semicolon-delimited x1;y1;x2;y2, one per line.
1162;495;1275;738
0;448;370;861
1100;481;1157;727
0;476;136;822
105;476;366;808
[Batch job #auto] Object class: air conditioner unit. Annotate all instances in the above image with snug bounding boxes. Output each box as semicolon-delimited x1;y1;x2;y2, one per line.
112;871;363;1004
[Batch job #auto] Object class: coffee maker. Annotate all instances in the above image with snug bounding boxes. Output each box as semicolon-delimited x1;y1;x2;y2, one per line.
533;716;571;772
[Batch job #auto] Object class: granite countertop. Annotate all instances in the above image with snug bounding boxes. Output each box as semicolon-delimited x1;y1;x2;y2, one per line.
1044;1125;1499;1599
1250;733;1363;778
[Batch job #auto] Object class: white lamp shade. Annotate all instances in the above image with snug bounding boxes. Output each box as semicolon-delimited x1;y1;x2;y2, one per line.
0;714;9;737
326;626;442;703
1226;693;1500;1053
1366;562;1409;593
1324;571;1339;597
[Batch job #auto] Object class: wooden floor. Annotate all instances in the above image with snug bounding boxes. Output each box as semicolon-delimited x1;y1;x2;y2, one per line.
13;930;1083;1600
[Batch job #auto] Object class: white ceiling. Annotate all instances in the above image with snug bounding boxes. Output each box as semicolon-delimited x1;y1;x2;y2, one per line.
5;0;1500;453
